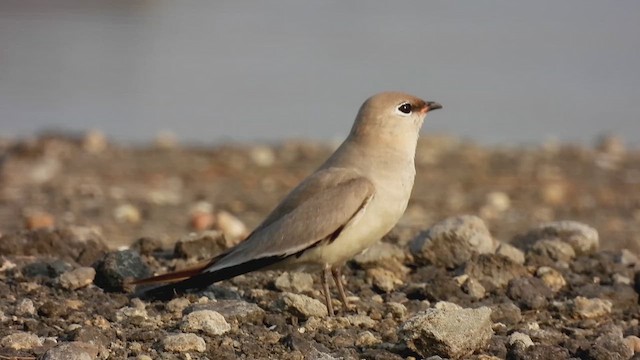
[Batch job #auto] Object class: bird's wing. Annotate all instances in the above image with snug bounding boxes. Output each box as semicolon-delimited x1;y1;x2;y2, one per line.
131;167;375;296
204;166;375;272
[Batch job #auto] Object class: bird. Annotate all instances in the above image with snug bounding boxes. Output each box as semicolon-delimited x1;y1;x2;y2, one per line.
132;92;442;316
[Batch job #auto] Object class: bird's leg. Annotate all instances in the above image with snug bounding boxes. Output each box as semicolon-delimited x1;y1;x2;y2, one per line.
322;264;335;316
331;266;351;312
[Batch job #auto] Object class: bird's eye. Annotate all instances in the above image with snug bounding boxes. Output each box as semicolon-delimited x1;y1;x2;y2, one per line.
397;103;412;114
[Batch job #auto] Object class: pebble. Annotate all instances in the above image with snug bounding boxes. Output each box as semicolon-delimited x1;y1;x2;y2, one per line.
618;249;639;266
508;332;534;348
587;325;633;359
190;211;215;231
464;254;529;290
0;331;43;350
174;230;229;259
181;310;231;336
355;331;381;347
366;267;403;293
249;146;276;167
166;297;191;314
41;341;101;360
573;296;612;318
24;211;55;230
274;272;315;293
495;242;526;265
507;277;552;310
462;277;486;299
129;236;163;256
530;239;576;263
15;298;36;316
410;215;497;268
536;266;566;292
93;249;151;292
214;210;249;243
59;267;96;290
162;333;206;353
400;302;493;359
624;335;640;353
353;241;407;267
490;302;522;326
113;203;141;223
278;292;328;319
517;220;599;255
186;300;265;324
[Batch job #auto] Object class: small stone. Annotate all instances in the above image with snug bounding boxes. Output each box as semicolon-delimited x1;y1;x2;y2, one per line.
250;146;276;167
82;130;107;153
464;254;529;290
612;273;631;285
366;267;403;293
181;310;231;336
130;237;163;256
190;211;215;231
410;215;497;268
573;296;612;318
355;331;381;347
15;298;36;316
353;242;407;267
507;277;552;310
0;332;43;350
462;277;486;299
618;249;639;267
587;325;633;359
214;210;248;243
530;239;576;263
624;335;640;353
495;243;525;265
166;298;191;314
386;302;407;320
113;203;141;223
59;267;96;290
536;266;566;292
274;272;315;293
174;230;229;259
24;211;55;230
400;305;493;359
185;300;265;324
93;250;151;292
279;293;328;319
490;302;522;325
41;341;101;360
508;332;534;348
514;221;599;256
162;333;206;353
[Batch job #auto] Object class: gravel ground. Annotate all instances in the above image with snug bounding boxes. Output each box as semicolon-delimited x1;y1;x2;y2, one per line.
0;133;639;359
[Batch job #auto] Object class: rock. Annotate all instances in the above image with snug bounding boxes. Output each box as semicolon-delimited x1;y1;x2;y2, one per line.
24;211;55;230
495;242;526;265
274;272;315;293
130;237;163;255
572;296;612;318
15;298;36;316
214;210;248;243
113;203;141;223
410;215;497;268
535;266;566;292
82;129;107;153
463;254;529;291
71;326;110;350
530;239;576;263
618;249;639;267
355;331;381;348
23;259;72;278
41;342;101;360
0;332;43;350
162;333;206;353
582;325;634;359
490;302;522;325
624;335;640;353
166;298;191;314
461;277;486;299
508;332;534;349
366;267;403;293
514;221;599;256
59;267;96;290
249;146;276;167
506;277;552;310
190;211;215;231
353;242;407;267
278;292;328;319
399;303;493;359
185;300;265;324
115;299;149;322
93;250;151;292
181;310;231;336
174;230;229;259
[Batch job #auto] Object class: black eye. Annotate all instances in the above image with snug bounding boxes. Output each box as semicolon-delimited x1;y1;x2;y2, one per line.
398;103;412;114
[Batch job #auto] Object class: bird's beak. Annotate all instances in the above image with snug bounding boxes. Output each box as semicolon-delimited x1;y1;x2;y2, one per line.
425;101;443;112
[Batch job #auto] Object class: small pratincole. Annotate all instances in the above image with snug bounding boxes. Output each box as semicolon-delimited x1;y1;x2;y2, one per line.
132;92;442;316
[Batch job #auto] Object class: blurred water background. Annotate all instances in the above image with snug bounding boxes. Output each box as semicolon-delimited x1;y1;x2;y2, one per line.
0;1;638;146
